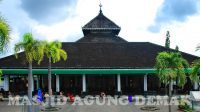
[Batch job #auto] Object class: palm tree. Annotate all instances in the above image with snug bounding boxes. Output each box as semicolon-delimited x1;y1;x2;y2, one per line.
191;44;200;82
0;17;10;52
191;59;200;83
14;33;44;112
155;52;189;112
43;40;67;107
0;70;2;83
0;12;11;88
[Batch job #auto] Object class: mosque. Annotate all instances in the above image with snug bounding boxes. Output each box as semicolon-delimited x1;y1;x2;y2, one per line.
0;6;198;96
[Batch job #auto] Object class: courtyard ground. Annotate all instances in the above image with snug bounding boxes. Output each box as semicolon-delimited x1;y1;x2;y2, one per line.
0;100;184;112
1;95;200;112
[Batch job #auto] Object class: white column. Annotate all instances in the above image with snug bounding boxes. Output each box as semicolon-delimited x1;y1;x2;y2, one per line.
56;75;60;92
3;75;9;91
32;76;34;92
36;76;39;89
194;82;198;90
170;81;173;91
144;74;147;91
117;74;121;92
82;74;86;92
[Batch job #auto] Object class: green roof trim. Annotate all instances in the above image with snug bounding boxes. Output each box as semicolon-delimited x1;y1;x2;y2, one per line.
1;68;196;75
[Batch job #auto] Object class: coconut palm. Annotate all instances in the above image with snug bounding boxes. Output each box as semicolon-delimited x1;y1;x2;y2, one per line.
43;40;67;107
0;17;10;52
0;13;11;86
0;70;2;83
155;52;189;112
14;33;44;112
191;44;200;82
191;60;200;83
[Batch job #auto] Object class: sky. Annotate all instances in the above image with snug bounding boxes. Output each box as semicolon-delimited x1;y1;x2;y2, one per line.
0;0;200;57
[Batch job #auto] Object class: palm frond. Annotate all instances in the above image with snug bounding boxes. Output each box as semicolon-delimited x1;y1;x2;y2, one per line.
44;40;67;63
190;59;200;82
32;40;45;64
53;40;62;48
196;43;200;51
0;17;10;52
14;33;45;64
155;51;189;87
59;49;67;61
177;69;186;87
14;42;25;58
0;70;2;76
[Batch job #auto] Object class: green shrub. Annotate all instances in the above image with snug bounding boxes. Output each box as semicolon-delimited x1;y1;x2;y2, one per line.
178;98;192;112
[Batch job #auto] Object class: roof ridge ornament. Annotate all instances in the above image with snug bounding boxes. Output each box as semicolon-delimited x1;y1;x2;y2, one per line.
99;3;102;13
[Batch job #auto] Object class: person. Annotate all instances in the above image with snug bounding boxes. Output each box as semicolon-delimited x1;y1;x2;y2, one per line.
0;93;3;101
44;92;49;102
0;88;5;95
8;91;12;98
0;88;4;101
59;91;64;102
37;88;43;104
67;92;74;102
69;94;75;102
44;92;49;97
15;95;20;101
100;91;106;99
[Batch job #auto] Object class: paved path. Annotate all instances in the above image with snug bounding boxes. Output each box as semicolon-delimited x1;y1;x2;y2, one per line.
58;102;178;112
0;100;179;112
2;95;200;112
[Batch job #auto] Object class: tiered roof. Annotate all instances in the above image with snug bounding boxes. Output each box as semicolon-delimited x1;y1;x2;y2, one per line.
78;7;126;43
0;6;198;69
82;8;121;36
0;42;198;69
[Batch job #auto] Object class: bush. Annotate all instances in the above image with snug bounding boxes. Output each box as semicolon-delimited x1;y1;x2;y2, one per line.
178;98;192;112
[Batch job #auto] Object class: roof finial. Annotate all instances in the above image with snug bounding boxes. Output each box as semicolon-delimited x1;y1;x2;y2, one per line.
99;3;102;13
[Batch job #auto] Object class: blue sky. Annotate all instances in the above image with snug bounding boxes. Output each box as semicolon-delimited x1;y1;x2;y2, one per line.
0;0;200;57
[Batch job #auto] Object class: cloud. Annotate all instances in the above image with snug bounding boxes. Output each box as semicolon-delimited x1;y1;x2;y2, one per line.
20;0;78;24
148;0;200;33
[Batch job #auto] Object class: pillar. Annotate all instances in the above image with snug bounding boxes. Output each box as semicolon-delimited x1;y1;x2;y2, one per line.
194;82;198;90
144;74;147;92
3;75;9;91
82;74;86;93
32;76;34;92
36;76;39;89
117;74;121;93
171;81;173;91
56;75;60;92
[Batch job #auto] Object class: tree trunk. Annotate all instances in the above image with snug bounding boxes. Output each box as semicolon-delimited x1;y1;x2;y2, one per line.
28;62;33;112
174;78;178;94
168;80;172;112
165;84;167;95
48;57;52;107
